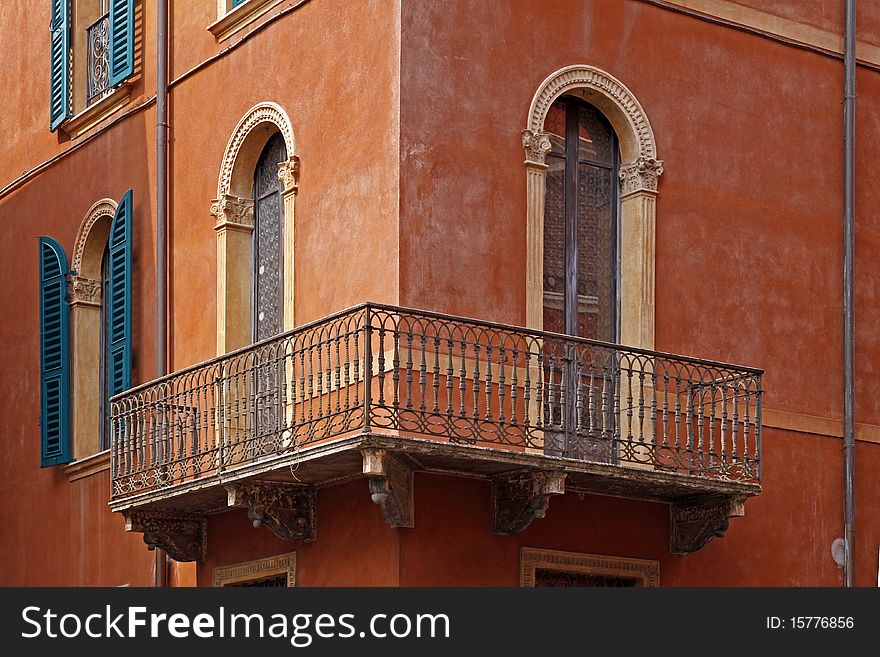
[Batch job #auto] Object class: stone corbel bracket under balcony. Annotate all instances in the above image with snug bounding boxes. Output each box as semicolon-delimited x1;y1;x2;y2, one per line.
114;433;759;559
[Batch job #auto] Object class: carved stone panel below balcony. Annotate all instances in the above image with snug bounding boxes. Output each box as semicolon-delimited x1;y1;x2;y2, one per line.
123;510;207;562
362;448;415;528
491;470;566;534
227;481;317;542
670;495;747;554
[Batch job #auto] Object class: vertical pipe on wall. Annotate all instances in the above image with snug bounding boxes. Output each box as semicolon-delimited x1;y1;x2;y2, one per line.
155;0;169;589
843;0;856;588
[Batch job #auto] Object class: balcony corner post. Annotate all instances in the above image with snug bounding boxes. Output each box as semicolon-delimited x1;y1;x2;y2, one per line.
363;305;372;434
217;360;227;473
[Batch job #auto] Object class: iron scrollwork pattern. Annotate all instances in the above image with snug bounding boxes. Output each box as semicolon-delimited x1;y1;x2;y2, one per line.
110;304;762;499
86;13;110;106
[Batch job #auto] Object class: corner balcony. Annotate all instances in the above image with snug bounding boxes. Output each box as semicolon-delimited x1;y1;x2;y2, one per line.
109;303;762;560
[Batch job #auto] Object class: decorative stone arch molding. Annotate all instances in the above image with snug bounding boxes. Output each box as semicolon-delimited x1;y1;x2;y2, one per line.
211;102;299;354
523;65;663;350
69;198;117;458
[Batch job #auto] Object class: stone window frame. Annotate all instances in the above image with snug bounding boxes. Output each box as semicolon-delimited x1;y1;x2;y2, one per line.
67;198;117;461
211;102;298;356
209;0;289;42
520;547;660;587
523;65;663;350
63;0;134;139
213;552;297;587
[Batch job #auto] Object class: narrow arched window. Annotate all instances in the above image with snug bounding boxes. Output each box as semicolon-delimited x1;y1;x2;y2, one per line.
543;97;619;342
253;132;287;341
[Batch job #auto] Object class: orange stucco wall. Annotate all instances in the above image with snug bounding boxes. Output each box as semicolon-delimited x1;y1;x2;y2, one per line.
201;429;880;587
166;0;401;370
395;0;880;584
202;479;401;587
1;0;878;586
0;113;157;585
0;0;400;586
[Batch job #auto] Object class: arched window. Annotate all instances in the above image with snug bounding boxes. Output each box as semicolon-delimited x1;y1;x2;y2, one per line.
212;102;298;356
252;132;287;341
523;65;662;351
542;97;618;342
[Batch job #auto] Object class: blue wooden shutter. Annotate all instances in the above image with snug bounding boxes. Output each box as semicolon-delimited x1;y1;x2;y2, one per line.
107;190;133;397
232;0;247;7
108;0;135;87
39;237;72;467
49;0;70;131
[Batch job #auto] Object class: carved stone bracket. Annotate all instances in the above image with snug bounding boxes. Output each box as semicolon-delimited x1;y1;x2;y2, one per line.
227;482;316;542
123;510;207;562
66;275;101;307
491;470;565;534
361;448;414;528
521;129;552;167
210;194;254;231
619;157;664;195
277;155;300;194
670;495;747;554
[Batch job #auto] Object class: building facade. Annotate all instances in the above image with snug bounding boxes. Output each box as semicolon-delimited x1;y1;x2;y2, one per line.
1;0;878;587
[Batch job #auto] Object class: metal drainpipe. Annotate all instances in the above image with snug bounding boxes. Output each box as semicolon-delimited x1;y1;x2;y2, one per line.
843;0;856;588
155;0;169;589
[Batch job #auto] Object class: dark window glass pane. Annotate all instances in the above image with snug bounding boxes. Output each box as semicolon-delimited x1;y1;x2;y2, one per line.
535;569;638;587
543;153;566;335
577;103;615;166
544;101;567;145
541;97;617;342
253;132;287;342
227;574;288;587
577;162;616;342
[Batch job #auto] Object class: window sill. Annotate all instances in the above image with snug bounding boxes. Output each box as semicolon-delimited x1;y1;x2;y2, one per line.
62;449;110;482
62;85;132;140
209;0;287;42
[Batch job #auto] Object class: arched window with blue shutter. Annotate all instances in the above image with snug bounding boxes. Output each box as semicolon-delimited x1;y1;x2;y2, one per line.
108;0;135;87
39;237;72;466
49;0;71;131
107;190;133;398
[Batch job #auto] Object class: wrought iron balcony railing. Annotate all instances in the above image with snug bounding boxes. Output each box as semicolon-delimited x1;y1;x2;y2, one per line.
110;304;762;500
86;12;110;106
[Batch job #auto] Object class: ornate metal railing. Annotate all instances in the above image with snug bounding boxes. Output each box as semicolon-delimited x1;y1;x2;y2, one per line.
86;13;110;106
110;304;762;499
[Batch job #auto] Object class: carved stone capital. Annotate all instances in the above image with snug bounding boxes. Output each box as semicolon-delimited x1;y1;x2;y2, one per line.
670;495;746;554
123;510;206;562
67;275;101;307
361;448;414;528
522;129;553;167
277;155;300;194
619;157;664;195
491;470;565;534
227;482;316;542
210;194;254;230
